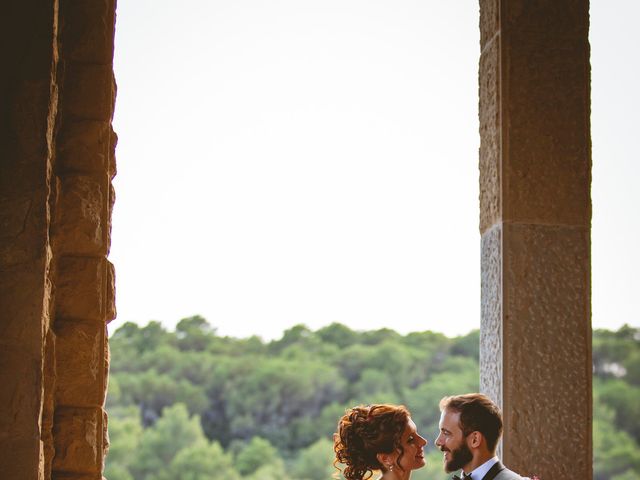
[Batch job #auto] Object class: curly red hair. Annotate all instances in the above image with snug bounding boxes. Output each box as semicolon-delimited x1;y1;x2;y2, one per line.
333;404;410;480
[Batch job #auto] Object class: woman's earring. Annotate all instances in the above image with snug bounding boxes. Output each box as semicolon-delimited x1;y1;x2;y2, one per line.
387;463;394;472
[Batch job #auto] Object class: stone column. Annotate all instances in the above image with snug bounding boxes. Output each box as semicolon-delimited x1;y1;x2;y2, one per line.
0;1;117;478
51;0;117;478
479;1;592;479
0;2;59;478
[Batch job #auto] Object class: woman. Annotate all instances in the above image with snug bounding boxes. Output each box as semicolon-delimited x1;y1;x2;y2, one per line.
333;404;428;480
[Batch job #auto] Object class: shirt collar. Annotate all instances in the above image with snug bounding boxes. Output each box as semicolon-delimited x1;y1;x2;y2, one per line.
464;456;499;480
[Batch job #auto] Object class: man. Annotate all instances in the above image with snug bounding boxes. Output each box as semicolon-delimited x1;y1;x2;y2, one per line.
435;393;530;480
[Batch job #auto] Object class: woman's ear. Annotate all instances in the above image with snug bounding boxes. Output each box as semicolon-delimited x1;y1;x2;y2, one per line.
376;452;394;470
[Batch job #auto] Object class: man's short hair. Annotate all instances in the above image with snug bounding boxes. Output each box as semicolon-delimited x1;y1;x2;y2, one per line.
439;393;503;453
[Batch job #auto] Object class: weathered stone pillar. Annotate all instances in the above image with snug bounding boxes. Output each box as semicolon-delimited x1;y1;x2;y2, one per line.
51;1;117;478
479;1;592;479
0;1;116;478
0;2;59;477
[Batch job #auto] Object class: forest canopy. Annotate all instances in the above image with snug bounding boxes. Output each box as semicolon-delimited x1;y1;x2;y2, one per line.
105;318;640;480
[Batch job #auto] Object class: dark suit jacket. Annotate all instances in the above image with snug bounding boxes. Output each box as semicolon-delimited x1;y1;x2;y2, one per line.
482;461;525;480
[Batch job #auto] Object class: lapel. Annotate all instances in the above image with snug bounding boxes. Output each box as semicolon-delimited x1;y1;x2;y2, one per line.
481;461;505;480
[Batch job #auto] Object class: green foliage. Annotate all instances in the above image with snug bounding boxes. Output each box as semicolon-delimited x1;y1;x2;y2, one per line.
593;396;640;480
235;437;280;476
105;319;639;480
129;403;207;479
596;378;640;443
168;440;240;480
289;438;336;480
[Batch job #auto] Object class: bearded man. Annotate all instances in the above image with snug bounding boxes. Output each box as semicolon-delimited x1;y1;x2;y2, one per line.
435;393;531;480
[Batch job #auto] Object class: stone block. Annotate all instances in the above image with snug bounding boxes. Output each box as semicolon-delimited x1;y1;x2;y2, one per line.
109;126;117;179
500;3;590;226
0;345;42;436
53;406;104;475
59;0;116;64
106;183;115;255
0;194;49;267
478;37;501;233
43;328;57;477
61;63;114;121
8;79;52;169
0;262;48;354
56;256;106;321
501;222;591;477
53;175;106;256
102;408;109;464
54;319;106;407
106;260;116;322
479;0;499;51
0;435;41;479
479;223;502;405
56;120;112;174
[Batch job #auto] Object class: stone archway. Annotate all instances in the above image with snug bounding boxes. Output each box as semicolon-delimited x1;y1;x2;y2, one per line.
0;1;591;478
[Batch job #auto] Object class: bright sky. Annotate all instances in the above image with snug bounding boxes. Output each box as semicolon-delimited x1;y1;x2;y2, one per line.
109;1;639;340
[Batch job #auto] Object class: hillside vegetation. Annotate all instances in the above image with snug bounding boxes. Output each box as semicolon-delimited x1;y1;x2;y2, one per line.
105;318;640;480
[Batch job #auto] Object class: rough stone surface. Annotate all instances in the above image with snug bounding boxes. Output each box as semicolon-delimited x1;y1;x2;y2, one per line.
0;436;42;479
106;260;116;322
502;223;591;477
0;192;50;267
53;175;105;256
43;328;57;476
1;1;117;478
56;120;112;174
479;1;592;478
53;407;104;475
501;1;591;226
479;0;499;50
54;319;106;406
56;256;106;321
61;63;115;121
0;262;48;355
0;345;42;437
480;224;502;406
478;36;501;234
59;0;116;64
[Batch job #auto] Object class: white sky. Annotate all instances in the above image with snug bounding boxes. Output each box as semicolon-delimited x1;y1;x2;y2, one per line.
109;1;639;340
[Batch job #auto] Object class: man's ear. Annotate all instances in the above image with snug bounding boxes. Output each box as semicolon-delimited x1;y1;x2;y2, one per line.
467;431;483;449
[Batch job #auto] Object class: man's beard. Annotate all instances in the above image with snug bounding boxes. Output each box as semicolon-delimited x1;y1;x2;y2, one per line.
443;441;473;473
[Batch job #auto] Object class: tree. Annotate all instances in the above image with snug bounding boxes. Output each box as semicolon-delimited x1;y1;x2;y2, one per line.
593;395;640;480
104;407;142;480
167;440;240;480
290;438;336;480
235;437;281;476
175;315;216;351
597;378;640;443
129;403;207;480
316;322;359;349
106;320;638;479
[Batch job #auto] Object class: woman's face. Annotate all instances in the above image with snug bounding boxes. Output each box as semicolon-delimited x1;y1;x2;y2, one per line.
386;417;428;473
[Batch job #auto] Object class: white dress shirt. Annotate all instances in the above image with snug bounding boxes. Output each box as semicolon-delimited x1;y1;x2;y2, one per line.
464;456;499;480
